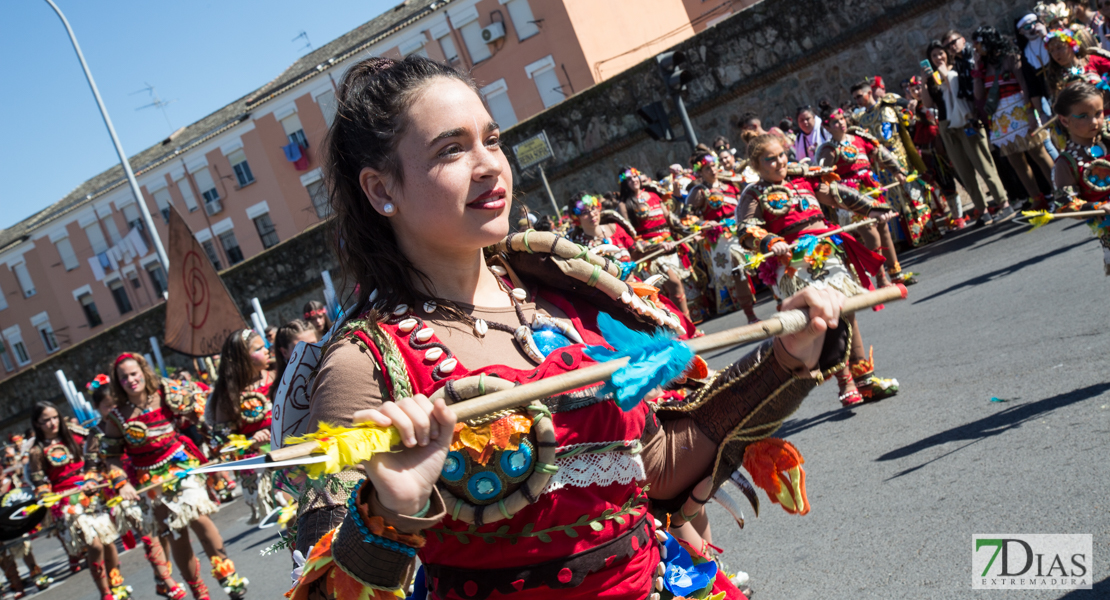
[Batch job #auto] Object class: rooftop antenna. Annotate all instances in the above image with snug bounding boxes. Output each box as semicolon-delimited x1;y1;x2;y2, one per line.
131;82;176;133
293;31;313;53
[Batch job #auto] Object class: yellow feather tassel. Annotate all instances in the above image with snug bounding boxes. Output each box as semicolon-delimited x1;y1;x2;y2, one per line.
1022;210;1054;230
285;422;401;479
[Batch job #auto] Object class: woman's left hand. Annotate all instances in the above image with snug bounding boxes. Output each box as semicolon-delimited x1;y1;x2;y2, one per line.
777;286;844;369
869;209;894;223
251;429;271;446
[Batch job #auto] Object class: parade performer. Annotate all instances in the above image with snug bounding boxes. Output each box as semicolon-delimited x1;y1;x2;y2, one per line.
564;193;636;262
853;81;942;246
685;151;760;322
103;353;249;600
287;55;856;600
736;134;900;406
1045;28;1110;95
207;329;277;524
28;402;130;600
1050;82;1110;274
818;106;915;286
86;374;186;600
270;320;319;402
303;301;332;339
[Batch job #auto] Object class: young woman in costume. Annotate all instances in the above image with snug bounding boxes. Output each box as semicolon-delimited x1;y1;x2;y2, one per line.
1045;28;1110;95
1051;82;1110;274
303;300;332;338
563;193;636;263
103;353;248;600
207;329;277;524
817;105;915;286
287;55;855;600
270;319;319;402
736;134;900;406
28;402;129;600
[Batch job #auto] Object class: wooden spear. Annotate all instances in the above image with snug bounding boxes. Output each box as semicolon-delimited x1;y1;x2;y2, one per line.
735;218;878;271
634;231;702;265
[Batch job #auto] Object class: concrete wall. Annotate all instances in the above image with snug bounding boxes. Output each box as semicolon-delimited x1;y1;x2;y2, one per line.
0;223;339;432
504;0;1027;208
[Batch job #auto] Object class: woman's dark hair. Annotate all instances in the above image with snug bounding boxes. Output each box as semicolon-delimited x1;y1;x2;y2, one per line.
89;382;112;409
972;26;1018;66
269;319;315;401
302;300;333;332
925;40;947;67
617;165;640;202
210;329;261;423
324;55;483;320
32;402;82;461
1054;81;1103;117
778;117;795;133
817;99;837;121
711;135;730;151
795;105;815;120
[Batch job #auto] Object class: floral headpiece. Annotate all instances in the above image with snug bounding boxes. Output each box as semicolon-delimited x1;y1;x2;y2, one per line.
828;107;846;119
618;168;641;183
1034;1;1069;24
692;154;717;173
240;328;255;342
1045;29;1079;53
85;374;110;391
907;76;923;87
571;194;601;216
303;308;326;319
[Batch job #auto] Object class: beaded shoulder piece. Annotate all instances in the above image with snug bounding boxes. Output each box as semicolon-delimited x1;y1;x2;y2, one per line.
162;378;206;417
847;126;881;146
335;313;415;404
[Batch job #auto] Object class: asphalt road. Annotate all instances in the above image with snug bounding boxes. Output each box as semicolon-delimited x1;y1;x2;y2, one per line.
11;215;1110;599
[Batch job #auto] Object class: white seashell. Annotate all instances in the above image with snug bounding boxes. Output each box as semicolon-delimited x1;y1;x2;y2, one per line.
660;544;668;560
653;518;663;528
511;288;527;301
393;304;409;316
650;594;660;600
656;562;665;576
439;358;458;374
655;530;668;543
424;347;443;361
423;301;437;313
474;319;488;336
415;328;434;342
654;577;663;591
489;265;507;276
620;291;632;304
398;318;418;333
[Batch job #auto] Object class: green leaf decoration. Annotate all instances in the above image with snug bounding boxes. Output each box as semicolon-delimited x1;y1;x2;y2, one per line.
614;516;626;525
565;528;579;538
496;525;510;535
521;523;535;535
537;533;552;543
589;521;605;532
457;534;470;544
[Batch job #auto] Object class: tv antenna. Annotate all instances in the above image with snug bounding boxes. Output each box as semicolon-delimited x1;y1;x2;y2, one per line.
293;31;313;53
131;83;176;132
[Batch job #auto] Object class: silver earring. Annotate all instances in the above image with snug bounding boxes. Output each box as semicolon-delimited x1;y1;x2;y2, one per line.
382;202;395;215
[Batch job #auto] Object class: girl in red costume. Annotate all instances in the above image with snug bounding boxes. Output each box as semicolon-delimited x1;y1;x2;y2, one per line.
564;193;636;263
287;55;856;600
28;402;129;600
207;329;277;524
103;353;249;600
736;134;901;407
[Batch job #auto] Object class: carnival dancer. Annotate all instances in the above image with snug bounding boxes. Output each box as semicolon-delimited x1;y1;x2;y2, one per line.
288;55;857;600
737;134;900;406
103;353;249;600
85;374;186;600
270;319;319;402
971;26;1055;210
817;106;916;286
616;166;698;320
303;301;332;339
1050;82;1110;274
564;193;636;262
686;151;760;322
206;329;277;525
853;81;942;246
1046;28;1110;94
28;402;130;600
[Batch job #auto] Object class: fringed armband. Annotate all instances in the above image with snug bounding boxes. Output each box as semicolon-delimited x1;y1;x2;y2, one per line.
738;219;781;253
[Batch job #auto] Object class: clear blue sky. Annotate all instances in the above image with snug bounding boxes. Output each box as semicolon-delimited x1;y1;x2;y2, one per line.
0;0;396;231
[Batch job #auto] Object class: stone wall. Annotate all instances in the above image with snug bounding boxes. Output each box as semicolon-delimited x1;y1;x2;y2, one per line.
0;222;341;431
505;0;1027;208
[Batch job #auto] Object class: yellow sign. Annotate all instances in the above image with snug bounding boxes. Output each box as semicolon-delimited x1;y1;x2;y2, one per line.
512;131;554;170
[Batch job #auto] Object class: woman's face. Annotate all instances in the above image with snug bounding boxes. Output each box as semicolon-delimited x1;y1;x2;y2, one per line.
755;141;789;183
307;313;326;333
930;47;948;68
116;360;145;398
580;205;602;229
907;83;923;100
797;111;816;134
628;175;642;193
718;151;736;170
1060;95;1105;140
281;329;319;362
96;395;117;418
1048;39;1076;65
36;407;60;438
365;78;511;259
247;335;271;374
825;113;848;136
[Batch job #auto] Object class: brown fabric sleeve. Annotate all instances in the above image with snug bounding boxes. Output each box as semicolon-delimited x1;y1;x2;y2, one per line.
641;419;716;500
307;339;388;429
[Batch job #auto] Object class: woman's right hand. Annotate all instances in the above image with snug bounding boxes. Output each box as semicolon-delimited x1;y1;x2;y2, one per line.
771;241;792;256
354;395;456;517
119;483;140;502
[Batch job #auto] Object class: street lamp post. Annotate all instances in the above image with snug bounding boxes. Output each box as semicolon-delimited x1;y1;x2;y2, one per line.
43;0;170;271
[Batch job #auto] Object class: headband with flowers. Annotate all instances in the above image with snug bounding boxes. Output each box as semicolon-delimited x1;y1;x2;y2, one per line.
571;194;601;217
828;107;846;120
907;76;923;87
1045;29;1079;53
304;308;327;319
86;373;111;391
618;168;641;183
692;154;717;173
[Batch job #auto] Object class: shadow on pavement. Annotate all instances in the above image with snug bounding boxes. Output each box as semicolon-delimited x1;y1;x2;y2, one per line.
777;408;855;438
1056;574;1108;597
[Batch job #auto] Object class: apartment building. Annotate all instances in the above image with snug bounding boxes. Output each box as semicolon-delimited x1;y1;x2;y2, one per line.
0;0;748;379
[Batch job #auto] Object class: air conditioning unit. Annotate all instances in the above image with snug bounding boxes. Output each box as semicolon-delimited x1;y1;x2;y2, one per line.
481;22;505;43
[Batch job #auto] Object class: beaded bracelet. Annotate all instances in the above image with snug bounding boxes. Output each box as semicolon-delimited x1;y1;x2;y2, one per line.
345;487;418;558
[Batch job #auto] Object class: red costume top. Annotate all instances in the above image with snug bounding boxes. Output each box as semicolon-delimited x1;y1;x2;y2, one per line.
28;427;88;494
210;385;274;440
625;190;673;242
1056;135;1110;207
102;379;207;479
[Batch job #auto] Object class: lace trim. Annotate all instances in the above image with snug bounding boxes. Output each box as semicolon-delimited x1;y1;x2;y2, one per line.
540;451;646;496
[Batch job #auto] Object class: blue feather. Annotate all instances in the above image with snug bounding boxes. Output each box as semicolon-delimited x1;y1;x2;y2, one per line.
584;312;695;411
794;234;819;257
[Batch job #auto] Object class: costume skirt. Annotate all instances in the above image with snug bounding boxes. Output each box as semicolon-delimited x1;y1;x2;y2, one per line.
50;501;119;555
991;93;1049;156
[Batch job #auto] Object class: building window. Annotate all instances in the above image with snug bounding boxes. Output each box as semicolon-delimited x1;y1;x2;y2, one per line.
36;323;58;354
146;263;167;297
121;204;144;232
437;33;459;63
78;292;102;327
193;167;221;215
505;0;540;40
481;80;518;128
3;328;30;367
459;20;492;64
228;149;255;187
55;237;80;270
0;340;13;372
109;279;132;315
176;176;199;211
526;57;566;108
102;216;122;244
281;113;308;148
252;213;280;249
85;222;109;254
201;240;222;270
153;187;174;223
0;281;6;311
218;230;244;265
12;263;35;298
316;90;338;127
128;271;142;289
307;180;330;218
